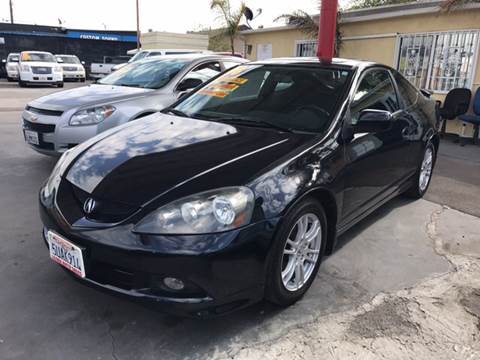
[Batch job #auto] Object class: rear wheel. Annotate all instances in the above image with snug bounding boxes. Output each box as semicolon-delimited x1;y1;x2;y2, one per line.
404;143;436;198
266;199;327;306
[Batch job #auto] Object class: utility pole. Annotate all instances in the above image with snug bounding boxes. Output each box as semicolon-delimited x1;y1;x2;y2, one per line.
9;0;14;24
136;0;140;51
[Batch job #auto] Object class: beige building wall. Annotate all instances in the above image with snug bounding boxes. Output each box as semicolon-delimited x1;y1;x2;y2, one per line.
141;31;209;50
242;8;480;137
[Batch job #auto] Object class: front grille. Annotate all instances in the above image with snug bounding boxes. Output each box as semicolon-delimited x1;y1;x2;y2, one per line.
56;180;139;224
25;105;63;117
23;119;55;133
31;66;52;74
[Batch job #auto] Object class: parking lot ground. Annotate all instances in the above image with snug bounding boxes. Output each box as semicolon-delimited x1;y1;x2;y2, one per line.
0;84;479;359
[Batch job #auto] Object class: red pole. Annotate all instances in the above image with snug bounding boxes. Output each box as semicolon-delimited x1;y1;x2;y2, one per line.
317;0;338;62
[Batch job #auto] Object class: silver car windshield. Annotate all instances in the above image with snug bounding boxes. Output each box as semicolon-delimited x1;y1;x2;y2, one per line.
21;52;56;62
98;58;190;89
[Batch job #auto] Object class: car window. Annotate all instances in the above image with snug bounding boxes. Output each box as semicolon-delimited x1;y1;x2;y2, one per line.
148;52;163;57
393;71;419;108
7;54;19;62
57;56;80;64
351;69;399;124
98;58;190;89
181;61;222;84
222;61;241;70
174;64;352;133
21;52;55;62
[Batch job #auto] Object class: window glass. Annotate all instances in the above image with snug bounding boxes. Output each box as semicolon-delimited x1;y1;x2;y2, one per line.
222;61;241;70
7;54;19;62
21;52;55;62
397;31;479;92
183;61;222;83
296;40;318;57
99;58;189;89
174;64;352;133
351;69;399;123
393;71;419;108
56;56;80;64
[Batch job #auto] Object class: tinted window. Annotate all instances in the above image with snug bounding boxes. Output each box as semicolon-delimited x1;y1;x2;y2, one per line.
99;58;189;89
7;54;19;62
174;64;352;133
351;69;399;123
393;71;419;108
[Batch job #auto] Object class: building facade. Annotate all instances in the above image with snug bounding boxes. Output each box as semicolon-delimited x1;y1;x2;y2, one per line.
0;23;137;76
241;1;480;138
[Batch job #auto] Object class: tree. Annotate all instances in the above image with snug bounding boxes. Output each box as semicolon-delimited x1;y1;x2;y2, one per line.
210;0;252;55
275;10;343;55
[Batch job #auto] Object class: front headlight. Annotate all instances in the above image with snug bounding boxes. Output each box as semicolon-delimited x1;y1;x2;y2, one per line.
54;66;62;72
133;187;255;235
69;105;116;126
20;64;30;72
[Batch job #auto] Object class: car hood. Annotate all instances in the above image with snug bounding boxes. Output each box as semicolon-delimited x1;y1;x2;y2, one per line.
65;113;311;207
29;84;152;110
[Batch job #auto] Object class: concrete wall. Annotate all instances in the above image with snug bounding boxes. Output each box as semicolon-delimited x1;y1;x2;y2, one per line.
242;8;480;137
141;31;209;50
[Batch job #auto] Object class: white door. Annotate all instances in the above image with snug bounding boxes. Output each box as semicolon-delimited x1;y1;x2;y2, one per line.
257;44;272;61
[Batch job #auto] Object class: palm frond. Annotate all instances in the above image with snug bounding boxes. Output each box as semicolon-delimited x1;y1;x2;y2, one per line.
275;10;319;38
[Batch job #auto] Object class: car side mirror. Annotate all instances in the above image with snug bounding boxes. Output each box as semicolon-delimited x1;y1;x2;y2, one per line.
354;109;392;133
420;89;433;98
177;77;203;92
81;61;85;65
1;59;6;63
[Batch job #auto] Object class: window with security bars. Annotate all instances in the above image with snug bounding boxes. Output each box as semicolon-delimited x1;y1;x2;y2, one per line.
295;40;318;57
396;31;479;93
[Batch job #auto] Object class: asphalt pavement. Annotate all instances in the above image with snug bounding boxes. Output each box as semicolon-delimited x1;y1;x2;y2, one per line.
0;80;478;360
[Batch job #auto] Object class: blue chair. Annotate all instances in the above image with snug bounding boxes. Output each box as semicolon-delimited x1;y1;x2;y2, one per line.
459;88;480;145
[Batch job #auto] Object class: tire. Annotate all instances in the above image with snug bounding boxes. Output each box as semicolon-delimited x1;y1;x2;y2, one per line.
19;80;27;87
57;82;64;88
7;77;13;82
404;143;436;199
80;78;86;82
265;198;327;306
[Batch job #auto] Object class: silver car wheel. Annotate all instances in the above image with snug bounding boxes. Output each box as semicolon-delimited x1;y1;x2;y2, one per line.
419;147;433;192
281;213;322;292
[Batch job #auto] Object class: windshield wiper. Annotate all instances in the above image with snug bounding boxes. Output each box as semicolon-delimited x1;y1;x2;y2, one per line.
210;117;294;133
164;108;189;118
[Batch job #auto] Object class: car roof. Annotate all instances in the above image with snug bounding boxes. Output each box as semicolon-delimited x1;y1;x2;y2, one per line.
20;51;53;55
139;49;211;53
249;57;376;69
7;53;19;56
138;53;248;63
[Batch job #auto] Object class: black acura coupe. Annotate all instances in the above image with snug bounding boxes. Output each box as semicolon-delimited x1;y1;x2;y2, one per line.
39;58;439;316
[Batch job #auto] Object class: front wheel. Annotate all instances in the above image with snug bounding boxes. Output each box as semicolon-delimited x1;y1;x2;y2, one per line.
19;80;27;87
404;143;436;199
57;82;64;88
266;198;327;306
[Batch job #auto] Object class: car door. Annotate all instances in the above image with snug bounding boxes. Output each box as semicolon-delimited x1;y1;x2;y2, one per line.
341;67;413;223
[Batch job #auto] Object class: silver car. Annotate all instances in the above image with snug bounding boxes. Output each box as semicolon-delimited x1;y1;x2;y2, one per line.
22;54;246;156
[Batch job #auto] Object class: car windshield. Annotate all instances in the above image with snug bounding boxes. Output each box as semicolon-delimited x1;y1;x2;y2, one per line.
21;52;56;62
7;54;19;62
98;58;189;89
173;64;352;133
57;56;80;64
129;51;149;63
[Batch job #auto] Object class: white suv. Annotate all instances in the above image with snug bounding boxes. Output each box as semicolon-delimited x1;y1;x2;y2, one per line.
4;53;20;82
56;54;86;82
18;51;63;87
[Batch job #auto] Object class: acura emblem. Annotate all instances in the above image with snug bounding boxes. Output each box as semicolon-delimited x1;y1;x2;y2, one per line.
83;198;96;215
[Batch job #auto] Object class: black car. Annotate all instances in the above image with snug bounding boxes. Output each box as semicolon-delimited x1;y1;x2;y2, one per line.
39;58;439;316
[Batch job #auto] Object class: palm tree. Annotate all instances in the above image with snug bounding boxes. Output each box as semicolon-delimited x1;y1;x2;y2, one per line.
210;0;252;55
275;10;343;55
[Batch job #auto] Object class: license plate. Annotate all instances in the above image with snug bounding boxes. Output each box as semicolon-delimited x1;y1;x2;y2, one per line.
47;231;86;278
24;130;39;145
39;76;47;81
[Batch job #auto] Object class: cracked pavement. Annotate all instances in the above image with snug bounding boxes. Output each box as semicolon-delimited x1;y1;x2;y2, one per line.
0;83;479;359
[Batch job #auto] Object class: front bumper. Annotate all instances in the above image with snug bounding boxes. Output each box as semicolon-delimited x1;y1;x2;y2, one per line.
6;69;18;79
20;71;63;83
63;71;85;80
39;197;279;316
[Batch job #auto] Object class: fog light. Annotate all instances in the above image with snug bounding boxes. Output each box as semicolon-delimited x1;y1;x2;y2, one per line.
163;277;185;291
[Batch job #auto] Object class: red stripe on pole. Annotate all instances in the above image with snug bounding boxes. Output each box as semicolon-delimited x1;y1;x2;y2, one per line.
317;0;338;62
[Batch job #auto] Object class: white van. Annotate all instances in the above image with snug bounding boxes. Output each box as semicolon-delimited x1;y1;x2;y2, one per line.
3;53;20;82
110;49;211;72
18;51;63;87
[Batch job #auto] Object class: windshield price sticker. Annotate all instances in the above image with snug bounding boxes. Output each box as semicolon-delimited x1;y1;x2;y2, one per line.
199;76;248;98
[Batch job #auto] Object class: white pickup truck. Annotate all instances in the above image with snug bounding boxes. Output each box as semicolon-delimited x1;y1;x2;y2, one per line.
89;55;131;79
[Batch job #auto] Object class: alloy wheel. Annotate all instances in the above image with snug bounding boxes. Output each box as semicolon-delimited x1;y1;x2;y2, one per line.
281;213;322;292
419;147;433;192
